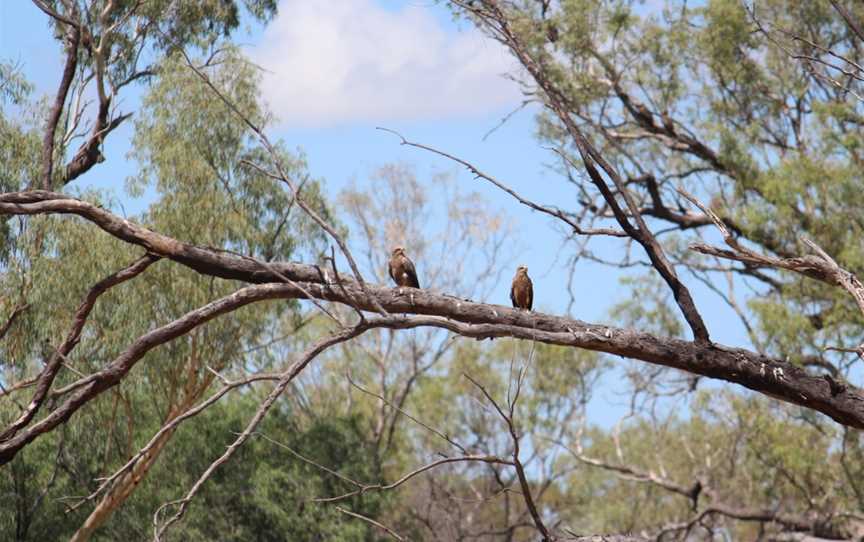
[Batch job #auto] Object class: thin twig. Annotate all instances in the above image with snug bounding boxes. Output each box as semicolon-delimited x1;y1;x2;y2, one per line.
335;506;406;541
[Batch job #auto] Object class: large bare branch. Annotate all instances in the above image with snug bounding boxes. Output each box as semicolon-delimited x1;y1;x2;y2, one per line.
680;187;864;355
1;193;863;434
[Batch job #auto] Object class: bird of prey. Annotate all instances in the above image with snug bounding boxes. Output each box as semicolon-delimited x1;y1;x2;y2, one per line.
388;246;420;288
661;110;676;134
510;265;533;311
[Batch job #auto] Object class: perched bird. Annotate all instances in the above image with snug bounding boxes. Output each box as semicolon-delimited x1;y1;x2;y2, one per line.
634;102;653;123
661;110;676;134
510;265;533;311
388;246;420;288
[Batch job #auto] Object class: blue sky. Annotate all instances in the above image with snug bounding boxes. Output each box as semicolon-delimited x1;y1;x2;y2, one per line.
1;1;752;424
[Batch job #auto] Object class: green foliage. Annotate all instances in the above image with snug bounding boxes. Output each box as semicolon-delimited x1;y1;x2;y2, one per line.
0;61;33;106
0;393;388;541
50;0;278;91
144;400;387;542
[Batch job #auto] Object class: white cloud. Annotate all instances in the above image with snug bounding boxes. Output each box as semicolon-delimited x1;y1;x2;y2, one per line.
250;0;521;127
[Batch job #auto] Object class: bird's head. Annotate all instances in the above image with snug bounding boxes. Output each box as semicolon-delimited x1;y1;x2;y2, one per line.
517;264;528;274
392;246;406;257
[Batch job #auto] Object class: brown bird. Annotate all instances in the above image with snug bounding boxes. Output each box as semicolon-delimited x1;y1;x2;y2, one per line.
388;246;420;288
510;265;533;311
661;110;676;134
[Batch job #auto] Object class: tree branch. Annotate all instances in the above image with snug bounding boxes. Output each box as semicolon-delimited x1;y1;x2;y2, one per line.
1;193;863;439
377;127;626;238
40;23;80;190
335;506;406;541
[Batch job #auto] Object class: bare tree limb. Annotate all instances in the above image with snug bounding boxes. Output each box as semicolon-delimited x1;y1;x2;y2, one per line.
40;22;80;189
559;443;701;505
1;194;863;440
311;454;513;504
679;187;864;351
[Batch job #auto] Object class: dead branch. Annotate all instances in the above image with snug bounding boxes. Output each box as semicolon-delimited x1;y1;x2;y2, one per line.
312;455;513;504
679;187;864;353
464;372;552;540
561;445;701;505
0;193;862;434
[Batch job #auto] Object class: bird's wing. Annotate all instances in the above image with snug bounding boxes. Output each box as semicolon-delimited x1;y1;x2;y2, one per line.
526;277;533;310
404;257;420;288
388;258;397;283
